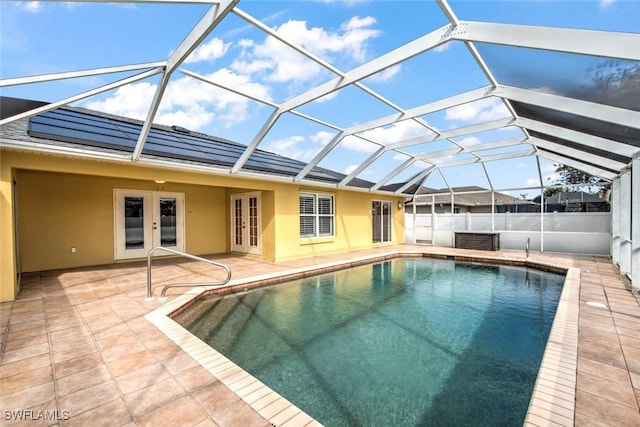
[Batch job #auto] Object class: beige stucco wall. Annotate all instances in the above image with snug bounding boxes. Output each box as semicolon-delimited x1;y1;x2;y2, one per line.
0;148;405;301
16;170;228;272
273;187;405;261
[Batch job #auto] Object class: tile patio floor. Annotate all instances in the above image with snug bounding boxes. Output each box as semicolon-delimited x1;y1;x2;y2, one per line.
1;245;639;426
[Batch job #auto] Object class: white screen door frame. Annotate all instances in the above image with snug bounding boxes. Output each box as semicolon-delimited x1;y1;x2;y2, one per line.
231;192;261;255
114;189;185;260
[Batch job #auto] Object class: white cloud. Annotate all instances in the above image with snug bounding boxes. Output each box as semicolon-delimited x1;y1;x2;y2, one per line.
309;131;335;146
367;64;401;83
185;38;230;63
393;153;411;162
357;120;431;147
264;130;334;162
19;1;42;13
458;136;481;146
84;68;272;131
231;16;381;83
600;0;616;9
315;0;369;5
445;98;510;124
84;82;157;121
344;164;359;174
392;152;425;169
432;42;450;53
313;91;340;103
341;135;380;152
526;177;540;187
157;106;215;131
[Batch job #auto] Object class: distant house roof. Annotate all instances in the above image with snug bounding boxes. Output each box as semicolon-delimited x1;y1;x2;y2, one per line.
545;191;606;204
410;186;532;207
1;97;379;191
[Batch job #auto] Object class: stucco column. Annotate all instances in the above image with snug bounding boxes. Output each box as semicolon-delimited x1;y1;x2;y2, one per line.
0;157;18;301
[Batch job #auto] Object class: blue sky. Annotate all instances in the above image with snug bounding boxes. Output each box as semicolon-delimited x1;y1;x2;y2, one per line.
1;0;638;196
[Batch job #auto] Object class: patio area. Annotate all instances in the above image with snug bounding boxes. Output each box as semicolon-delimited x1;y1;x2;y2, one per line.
1;245;639;426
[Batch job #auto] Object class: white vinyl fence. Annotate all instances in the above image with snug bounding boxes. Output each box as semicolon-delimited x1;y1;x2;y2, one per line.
405;212;612;255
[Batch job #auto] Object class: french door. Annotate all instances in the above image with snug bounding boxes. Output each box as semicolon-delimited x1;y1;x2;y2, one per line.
114;190;185;260
231;192;261;255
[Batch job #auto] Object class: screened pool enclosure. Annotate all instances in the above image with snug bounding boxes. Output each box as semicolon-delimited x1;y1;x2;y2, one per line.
1;0;638;290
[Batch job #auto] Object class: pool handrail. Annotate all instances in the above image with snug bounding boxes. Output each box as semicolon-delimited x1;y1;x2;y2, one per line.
146;246;232;300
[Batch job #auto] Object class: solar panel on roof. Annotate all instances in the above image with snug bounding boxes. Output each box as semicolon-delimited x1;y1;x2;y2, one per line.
26;107;362;185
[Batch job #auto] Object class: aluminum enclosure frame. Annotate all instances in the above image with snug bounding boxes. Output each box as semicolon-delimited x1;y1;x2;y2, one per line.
1;0;638;288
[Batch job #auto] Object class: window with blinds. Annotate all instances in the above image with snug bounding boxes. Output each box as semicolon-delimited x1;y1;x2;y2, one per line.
300;193;334;238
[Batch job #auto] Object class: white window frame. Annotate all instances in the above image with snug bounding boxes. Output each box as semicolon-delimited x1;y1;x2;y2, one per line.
300;192;335;238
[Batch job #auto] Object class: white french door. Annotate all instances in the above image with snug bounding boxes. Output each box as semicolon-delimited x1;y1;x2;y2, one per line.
114;190;185;260
231;192;261;255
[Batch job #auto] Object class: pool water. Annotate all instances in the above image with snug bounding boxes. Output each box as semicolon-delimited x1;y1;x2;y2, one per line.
175;257;564;426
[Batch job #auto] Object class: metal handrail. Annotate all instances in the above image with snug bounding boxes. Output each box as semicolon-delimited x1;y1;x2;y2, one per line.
146;246;232;300
525;238;530;258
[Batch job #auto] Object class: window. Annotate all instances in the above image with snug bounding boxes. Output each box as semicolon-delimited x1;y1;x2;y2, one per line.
372;200;392;243
300;193;334;238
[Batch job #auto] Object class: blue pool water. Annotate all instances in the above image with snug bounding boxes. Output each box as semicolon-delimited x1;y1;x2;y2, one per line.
175;257;565;426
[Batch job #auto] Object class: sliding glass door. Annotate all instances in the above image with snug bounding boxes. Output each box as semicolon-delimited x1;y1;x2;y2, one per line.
372;200;392;243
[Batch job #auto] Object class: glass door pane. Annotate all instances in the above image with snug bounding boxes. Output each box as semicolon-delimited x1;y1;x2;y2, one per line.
159;198;177;246
382;201;391;242
234;197;243;246
249;196;258;247
372;201;392;243
231;193;261;255
372;201;382;243
115;190;183;260
125;197;145;249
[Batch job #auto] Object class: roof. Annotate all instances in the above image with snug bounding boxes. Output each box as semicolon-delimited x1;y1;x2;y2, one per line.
1;97;377;190
544;192;606;204
410;186;532;207
1;0;638;197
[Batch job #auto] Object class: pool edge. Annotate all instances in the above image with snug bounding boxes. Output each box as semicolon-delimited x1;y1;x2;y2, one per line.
145;250;577;427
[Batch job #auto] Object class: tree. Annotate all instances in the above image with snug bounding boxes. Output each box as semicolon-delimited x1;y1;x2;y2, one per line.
532;164;611;204
550;164;609;196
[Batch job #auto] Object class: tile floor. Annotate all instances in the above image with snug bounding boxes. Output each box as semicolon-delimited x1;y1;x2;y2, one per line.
0;245;639;426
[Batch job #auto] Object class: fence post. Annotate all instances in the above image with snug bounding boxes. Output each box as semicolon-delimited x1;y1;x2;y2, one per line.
540;188;545;252
506;211;510;231
466;211;471;231
412;201;417;244
631;154;639;291
612;177;621;265
491;191;495;232
620;168;632;276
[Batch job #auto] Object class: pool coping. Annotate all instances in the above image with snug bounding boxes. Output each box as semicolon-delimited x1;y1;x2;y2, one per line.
145;250;578;426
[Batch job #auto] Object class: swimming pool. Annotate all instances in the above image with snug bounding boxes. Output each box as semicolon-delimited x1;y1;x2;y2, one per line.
174;257;565;426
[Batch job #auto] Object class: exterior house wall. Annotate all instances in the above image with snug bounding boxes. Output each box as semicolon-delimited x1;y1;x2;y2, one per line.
17;169;229;272
0;149;405;301
273;189;404;261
